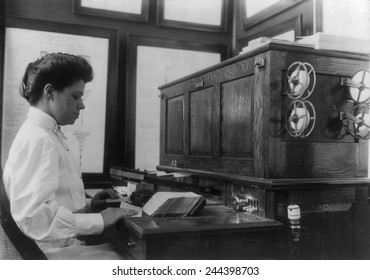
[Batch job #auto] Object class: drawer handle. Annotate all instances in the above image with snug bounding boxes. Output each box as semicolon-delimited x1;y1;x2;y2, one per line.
127;239;136;248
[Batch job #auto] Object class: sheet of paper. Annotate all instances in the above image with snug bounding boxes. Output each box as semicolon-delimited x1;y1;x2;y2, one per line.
119;202;142;217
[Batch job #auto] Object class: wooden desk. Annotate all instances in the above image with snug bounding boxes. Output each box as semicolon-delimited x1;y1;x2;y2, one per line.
112;204;282;259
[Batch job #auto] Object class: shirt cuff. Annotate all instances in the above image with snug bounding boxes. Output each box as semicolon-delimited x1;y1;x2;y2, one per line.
85;198;92;211
74;213;104;235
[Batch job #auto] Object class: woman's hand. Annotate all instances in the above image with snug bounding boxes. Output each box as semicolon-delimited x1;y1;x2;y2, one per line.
91;189;138;227
100;207;138;228
92;189;119;200
91;189;119;212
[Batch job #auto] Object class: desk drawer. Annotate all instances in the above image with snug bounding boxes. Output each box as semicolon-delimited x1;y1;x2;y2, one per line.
116;226;145;260
144;231;275;259
116;207;283;259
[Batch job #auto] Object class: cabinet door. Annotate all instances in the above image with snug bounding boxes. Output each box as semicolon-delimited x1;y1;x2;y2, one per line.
220;76;254;158
165;95;184;155
189;87;213;157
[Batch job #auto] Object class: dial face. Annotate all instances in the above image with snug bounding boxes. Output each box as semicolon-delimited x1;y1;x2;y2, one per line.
349;70;370;103
287;105;310;133
285;100;316;138
288;67;309;97
285;62;316;100
286;62;309;98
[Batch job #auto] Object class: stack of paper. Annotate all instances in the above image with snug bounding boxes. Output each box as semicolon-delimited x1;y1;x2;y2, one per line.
297;32;370;54
240;36;314;54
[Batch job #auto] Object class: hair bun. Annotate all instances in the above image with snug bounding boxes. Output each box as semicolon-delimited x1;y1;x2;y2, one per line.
19;63;32;102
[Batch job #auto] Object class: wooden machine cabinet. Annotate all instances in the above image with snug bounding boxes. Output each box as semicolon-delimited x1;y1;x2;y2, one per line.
159;44;369;179
157;43;370;259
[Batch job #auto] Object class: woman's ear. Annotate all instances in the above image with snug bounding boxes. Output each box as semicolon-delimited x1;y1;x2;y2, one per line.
44;84;55;100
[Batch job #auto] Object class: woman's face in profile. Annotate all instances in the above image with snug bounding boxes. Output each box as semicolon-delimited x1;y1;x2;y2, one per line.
49;79;86;125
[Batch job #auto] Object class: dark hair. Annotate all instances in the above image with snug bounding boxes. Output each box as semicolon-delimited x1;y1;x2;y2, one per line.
20;53;94;104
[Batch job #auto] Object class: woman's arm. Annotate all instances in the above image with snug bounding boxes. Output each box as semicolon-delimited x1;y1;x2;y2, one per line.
4;135;103;241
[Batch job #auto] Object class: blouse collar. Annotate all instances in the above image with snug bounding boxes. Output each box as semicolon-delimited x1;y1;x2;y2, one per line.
27;106;58;130
27;106;69;150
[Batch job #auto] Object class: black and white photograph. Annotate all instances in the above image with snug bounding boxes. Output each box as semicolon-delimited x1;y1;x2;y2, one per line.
0;0;370;279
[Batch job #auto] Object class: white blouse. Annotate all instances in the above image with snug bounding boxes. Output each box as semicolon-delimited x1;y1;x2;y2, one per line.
3;107;104;251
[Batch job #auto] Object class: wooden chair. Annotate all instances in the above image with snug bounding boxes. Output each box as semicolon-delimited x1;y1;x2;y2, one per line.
0;168;47;259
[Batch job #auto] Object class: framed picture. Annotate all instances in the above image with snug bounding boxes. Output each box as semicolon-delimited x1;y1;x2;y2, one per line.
1;17;119;184
241;0;304;30
73;0;149;22
157;0;228;32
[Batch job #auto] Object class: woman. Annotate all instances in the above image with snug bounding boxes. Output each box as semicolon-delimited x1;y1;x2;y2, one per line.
3;53;137;259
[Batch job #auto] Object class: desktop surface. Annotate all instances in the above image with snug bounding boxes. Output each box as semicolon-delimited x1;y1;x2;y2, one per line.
123;204;281;237
113;204;283;260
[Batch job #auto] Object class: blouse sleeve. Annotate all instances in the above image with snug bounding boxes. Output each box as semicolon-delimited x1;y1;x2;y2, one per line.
4;135;104;242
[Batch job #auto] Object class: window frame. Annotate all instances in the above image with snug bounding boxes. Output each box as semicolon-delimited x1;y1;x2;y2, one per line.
241;0;305;30
73;0;149;22
156;0;229;32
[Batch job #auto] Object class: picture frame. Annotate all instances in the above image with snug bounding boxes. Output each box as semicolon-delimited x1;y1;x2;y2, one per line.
0;17;119;185
73;0;149;22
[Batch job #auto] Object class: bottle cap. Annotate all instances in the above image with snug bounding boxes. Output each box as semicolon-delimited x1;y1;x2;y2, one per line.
287;204;301;220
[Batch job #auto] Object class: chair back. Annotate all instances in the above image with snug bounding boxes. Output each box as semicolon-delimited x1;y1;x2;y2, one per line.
0;167;47;259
